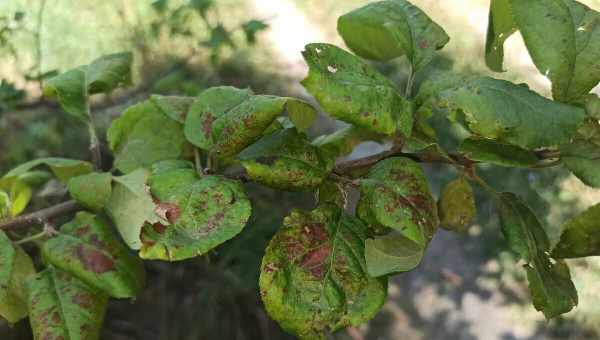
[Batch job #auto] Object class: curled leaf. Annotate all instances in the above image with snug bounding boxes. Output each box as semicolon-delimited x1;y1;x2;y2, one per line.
458;137;539;168
438;177;476;232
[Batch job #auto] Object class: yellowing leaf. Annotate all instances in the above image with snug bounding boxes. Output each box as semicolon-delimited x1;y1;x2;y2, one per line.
438;177;476;232
0;231;36;323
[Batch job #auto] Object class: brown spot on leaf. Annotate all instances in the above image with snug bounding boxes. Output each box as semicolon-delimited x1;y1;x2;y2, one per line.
419;40;429;49
152;222;168;234
72;292;94;309
155;202;181;223
202;112;215;135
75;225;91;237
76;246;115;274
300;245;331;278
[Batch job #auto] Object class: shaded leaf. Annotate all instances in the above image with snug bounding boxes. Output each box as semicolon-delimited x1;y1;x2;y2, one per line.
510;0;600;103
43;52;132;120
105;169;164;250
337;0;449;69
552;203;600;258
458;137;539;168
485;0;517;71
238;128;334;191
560;119;600;187
150;94;195;123
107;100;189;173
438;177;476;232
497;192;577;318
26;268;107;340
68;172;112;212
4;157;93;183
42;212;146;298
584;93;600;119
140;167;251;261
0;231;36;323
301;43;412;136
436;76;585;149
365;233;423;277
259;204;387;340
312;125;386;157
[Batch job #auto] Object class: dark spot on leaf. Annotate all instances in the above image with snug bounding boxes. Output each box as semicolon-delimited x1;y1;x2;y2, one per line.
72;292;94;309
300;245;331;278
202;112;215;135
75;225;91;237
75;245;115;274
419;40;429;49
152;222;168;234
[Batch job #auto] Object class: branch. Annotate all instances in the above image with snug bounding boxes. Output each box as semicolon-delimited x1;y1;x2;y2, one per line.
0;200;79;231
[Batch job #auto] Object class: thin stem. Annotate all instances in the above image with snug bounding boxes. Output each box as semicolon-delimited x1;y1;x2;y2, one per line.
405;64;415;98
14;229;48;245
0;200;79;231
194;148;203;177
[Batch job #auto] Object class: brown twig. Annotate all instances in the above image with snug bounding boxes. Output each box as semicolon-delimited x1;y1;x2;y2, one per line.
0;200;79;231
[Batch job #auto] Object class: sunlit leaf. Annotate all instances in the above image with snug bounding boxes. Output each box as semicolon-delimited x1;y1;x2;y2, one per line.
485;0;517;71
42;212;146;298
26;268;107;340
438;177;476;232
337;0;449;70
301;43;412;136
286;99;317;132
0;231;36;323
552;203;600;258
259;204;387;340
68;172;112;212
4;157;93;183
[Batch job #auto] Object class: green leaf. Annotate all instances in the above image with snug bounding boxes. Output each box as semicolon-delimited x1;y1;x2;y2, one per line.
436;76;585;149
357;157;438;276
497;192;578;318
4;157;93;183
139;167;251;261
107;100;189;173
184;86;296;157
150;94;195;123
68;172;112;212
287;99;317;132
259;204;387;340
42;212;146;298
337;0;449;69
43;52;132;120
190;0;213;14
0;177;31;217
0;192;9;220
301;43;412;136
365;233;423;277
105;169;164;250
485;0;517;72
312;125;385;157
509;0;600;103
0;231;36;323
238;128;334;191
552;203;600;258
584;93;600;119
26;268;108;340
560;119;600;187
438;177;476;232
242;19;269;44
458;137;539;168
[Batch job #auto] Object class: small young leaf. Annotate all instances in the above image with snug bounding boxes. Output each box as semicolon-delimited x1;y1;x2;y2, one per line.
242;19;269;44
552;203;600;258
0;231;36;323
436;76;585;149
140;167;251;261
458;137;539;168
238;128;335;191
26;268;108;340
497;192;578;318
108;100;189;173
509;0;600;103
150;94;195;123
301;43;412;136
259;204;387;340
184;86;293;157
365;233;423;277
312;125;385;157
43;52;132;120
0;177;31;217
560;119;600;188
42;212;146;298
105;169;164;250
485;0;517;71
438;177;476;232
67;172;112;211
337;0;449;70
4;157;93;183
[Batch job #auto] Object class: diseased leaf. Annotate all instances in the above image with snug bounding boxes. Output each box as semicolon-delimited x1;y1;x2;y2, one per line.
43;52;132;120
0;231;36;323
139;167;251;261
485;0;517;71
365;233;423;277
150;94;195;123
459;137;539;168
312;125;385;157
105;169;164;250
42;212;146;298
552;203;600;258
438;177;476;232
337;0;449;70
68;172;112;211
510;0;600;103
497;192;577;318
26;268;107;340
4;157;93;183
238;128;334;191
184;86;293;157
107;100;189;174
287;99;317;132
259;204;387;340
357;157;438;276
301;43;412;136
560;119;600;187
585;93;600;119
436;76;585;149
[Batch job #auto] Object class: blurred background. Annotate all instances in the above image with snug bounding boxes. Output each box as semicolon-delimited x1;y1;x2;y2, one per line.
1;0;600;339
